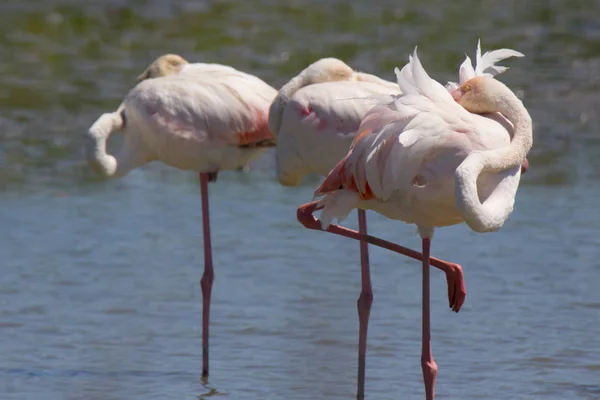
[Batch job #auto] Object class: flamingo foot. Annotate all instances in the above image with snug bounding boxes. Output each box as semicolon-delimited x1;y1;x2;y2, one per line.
442;263;466;313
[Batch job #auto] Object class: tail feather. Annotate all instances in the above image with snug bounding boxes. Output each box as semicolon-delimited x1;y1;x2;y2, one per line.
314;127;377;202
313;155;349;198
394;48;454;104
317;190;361;230
314;153;374;235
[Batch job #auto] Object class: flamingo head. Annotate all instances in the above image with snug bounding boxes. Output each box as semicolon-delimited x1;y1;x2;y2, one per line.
450;76;517;115
136;54;189;84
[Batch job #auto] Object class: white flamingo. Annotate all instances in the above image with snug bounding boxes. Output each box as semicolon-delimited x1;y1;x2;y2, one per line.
84;55;277;379
311;47;532;400
270;41;525;399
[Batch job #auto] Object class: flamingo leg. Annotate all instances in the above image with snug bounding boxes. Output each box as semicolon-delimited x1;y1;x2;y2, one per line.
421;238;437;400
356;209;372;400
199;172;215;379
297;201;466;312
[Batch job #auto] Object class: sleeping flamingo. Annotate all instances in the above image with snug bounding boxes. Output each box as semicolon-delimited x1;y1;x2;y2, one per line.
269;63;401;398
304;48;532;400
84;57;277;379
270;41;525;399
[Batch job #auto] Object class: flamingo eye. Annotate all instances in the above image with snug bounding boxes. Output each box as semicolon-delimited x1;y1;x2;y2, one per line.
463;84;471;92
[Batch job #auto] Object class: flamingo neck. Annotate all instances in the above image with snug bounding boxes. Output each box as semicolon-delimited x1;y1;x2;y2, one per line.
267;76;299;135
86;136;118;177
85;109;124;177
479;98;532;172
455;95;533;233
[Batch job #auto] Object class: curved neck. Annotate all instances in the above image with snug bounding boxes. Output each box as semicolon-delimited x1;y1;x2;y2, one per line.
480;98;532;172
267;75;305;135
455;97;532;232
85;102;152;179
85;109;123;177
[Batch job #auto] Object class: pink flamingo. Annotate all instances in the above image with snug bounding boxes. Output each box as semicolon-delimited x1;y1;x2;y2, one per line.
84;55;277;378
270;41;526;399
301;47;532;399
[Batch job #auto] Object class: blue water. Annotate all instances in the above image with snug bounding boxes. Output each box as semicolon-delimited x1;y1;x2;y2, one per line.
1;168;600;399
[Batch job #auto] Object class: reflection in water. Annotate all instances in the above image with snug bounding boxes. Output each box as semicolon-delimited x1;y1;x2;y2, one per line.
198;385;223;399
1;1;600;400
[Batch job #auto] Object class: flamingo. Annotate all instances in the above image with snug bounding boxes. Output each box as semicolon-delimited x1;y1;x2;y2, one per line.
304;47;532;399
84;57;277;379
86;53;267;171
270;41;525;399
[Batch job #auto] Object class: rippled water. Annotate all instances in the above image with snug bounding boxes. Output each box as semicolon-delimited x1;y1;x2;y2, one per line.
1;1;600;399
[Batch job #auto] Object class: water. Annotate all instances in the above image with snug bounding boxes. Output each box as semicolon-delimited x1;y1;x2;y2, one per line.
1;0;600;399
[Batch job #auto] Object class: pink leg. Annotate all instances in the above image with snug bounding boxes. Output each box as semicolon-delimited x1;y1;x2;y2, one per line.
199;173;215;379
297;201;466;312
356;209;372;400
421;238;437;400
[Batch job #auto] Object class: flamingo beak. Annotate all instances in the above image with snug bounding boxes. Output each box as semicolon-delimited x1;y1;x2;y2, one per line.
451;88;463;103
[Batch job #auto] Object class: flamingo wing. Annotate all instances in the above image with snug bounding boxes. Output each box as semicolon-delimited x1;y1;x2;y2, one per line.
126;73;276;148
315;48;470;202
274;80;400;185
178;62;239;76
179;63;277;95
315;110;457;200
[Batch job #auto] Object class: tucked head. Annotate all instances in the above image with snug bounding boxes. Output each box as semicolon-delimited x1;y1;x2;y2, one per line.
451;76;516;115
302;58;355;85
136;54;189;84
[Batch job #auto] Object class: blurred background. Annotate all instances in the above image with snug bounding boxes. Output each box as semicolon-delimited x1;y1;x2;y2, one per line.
1;0;599;399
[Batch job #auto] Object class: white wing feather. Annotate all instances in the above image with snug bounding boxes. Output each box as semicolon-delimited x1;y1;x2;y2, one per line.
395;48;455;106
458;55;476;86
348;50;461;201
474;39;524;77
446;39;524;90
318;190;361;229
318;43;524;230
